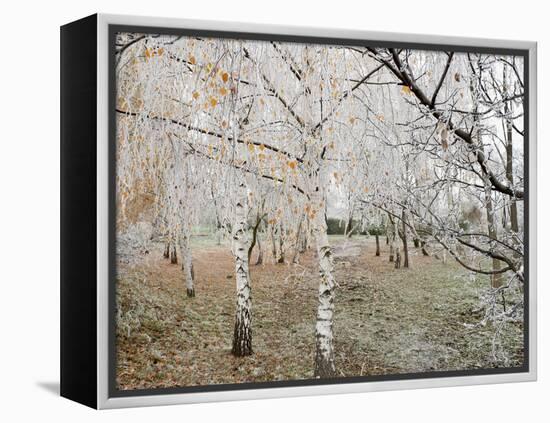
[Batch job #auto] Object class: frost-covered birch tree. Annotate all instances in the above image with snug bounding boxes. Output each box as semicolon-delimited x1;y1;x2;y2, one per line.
114;31;526;376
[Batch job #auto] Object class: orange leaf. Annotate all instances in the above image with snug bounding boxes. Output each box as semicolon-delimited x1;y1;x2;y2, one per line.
221;72;229;83
189;55;196;65
219;87;228;96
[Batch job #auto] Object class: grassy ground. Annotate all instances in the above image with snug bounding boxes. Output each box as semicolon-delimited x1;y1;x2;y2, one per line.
116;235;524;390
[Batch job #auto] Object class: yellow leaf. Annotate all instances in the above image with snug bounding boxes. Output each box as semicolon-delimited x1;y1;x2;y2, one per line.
157;48;164;56
259;144;265;151
210;97;218;107
192;91;200;100
145;48;151;58
401;85;412;95
248;143;255;152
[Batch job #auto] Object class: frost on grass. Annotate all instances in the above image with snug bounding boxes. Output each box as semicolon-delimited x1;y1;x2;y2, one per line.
116;237;524;389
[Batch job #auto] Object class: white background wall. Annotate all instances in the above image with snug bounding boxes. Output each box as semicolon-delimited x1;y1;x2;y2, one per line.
0;0;546;421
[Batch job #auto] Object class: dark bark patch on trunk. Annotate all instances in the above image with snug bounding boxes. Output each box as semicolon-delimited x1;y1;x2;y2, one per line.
314;352;336;378
170;246;178;264
231;313;252;356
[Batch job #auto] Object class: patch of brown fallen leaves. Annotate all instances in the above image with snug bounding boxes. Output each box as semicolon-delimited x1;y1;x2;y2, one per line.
116;237;523;391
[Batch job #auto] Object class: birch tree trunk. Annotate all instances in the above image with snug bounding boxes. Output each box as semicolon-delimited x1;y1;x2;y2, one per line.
170;233;178;264
255;237;263;265
388;216;396;262
270;225;278;263
483;177;502;288
277;222;285;264
300;216;310;252
179;229;195;297
503;67;519;234
231;179;253;356
312;196;337;378
401;208;410;268
292;214;304;264
395;246;401;269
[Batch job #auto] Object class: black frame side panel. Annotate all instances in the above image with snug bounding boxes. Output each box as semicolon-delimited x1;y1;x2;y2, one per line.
60;13;98;409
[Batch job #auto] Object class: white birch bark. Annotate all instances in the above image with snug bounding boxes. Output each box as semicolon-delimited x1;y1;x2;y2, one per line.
179;227;195;297
389;218;397;262
231;178;253;356
312;193;337;378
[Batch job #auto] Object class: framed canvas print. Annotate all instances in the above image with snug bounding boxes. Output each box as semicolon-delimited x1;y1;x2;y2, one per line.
60;13;537;409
